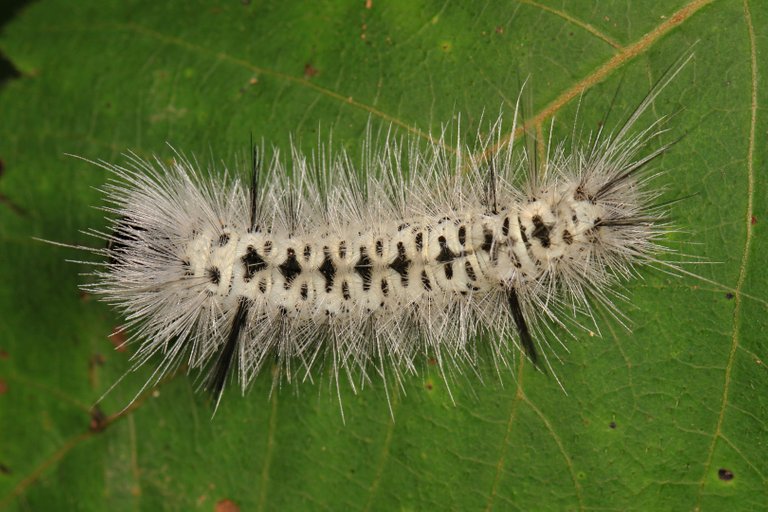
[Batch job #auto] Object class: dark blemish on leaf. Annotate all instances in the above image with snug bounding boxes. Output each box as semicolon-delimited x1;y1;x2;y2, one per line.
0;463;10;475
89;406;108;432
609;421;617;429
0;349;8;360
718;468;734;481
89;354;106;368
304;63;318;78
108;326;128;352
0;378;6;395
88;354;106;390
725;292;734;300
425;381;433;391
751;215;757;225
215;499;240;512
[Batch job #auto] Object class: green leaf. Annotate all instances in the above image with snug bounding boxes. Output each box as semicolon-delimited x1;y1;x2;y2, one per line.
1;0;766;510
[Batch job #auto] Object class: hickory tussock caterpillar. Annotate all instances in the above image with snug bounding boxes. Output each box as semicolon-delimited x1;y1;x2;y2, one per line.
63;56;692;411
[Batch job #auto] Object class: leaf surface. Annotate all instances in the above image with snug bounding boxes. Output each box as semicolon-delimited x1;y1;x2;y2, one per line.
0;1;766;510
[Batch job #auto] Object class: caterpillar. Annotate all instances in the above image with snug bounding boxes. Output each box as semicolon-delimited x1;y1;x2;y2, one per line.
67;56;691;411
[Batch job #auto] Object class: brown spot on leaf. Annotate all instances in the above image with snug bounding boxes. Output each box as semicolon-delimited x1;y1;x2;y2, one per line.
89;406;108;432
0;379;7;394
109;326;128;352
215;499;240;512
303;63;318;78
0;349;8;360
88;354;106;389
751;215;757;225
718;468;734;481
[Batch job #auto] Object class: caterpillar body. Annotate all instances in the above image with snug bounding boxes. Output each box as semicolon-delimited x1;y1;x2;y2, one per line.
76;60;689;410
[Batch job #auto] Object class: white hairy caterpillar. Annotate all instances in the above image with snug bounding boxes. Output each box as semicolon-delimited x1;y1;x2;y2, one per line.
65;57;691;411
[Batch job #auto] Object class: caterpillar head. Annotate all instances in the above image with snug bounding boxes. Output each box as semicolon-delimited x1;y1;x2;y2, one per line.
518;172;660;283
